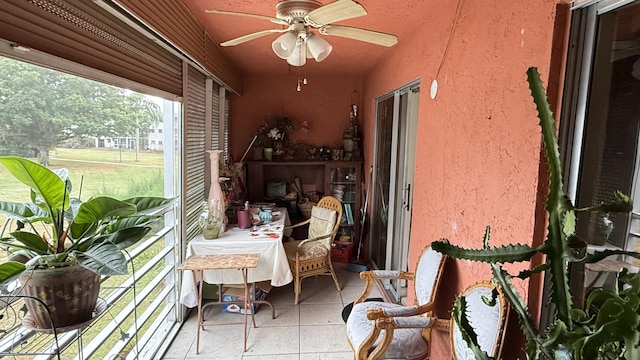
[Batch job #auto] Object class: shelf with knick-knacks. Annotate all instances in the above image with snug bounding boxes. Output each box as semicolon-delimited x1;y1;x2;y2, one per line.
245;160;363;247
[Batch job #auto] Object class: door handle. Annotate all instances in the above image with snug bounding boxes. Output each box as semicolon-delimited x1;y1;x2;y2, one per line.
404;184;411;211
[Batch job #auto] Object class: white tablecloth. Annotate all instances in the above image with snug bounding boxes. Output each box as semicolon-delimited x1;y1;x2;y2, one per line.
179;208;294;308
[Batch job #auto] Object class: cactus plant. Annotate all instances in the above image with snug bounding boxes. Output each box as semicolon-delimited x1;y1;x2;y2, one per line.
432;67;640;359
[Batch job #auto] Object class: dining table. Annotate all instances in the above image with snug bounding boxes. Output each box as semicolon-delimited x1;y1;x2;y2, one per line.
179;207;294;308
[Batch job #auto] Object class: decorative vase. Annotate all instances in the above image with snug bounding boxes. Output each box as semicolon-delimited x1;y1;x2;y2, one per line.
198;200;224;239
264;147;273;161
206;150;226;233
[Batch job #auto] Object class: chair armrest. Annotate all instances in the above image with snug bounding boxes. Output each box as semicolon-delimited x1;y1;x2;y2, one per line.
296;233;332;248
285;218;311;230
381;315;433;329
364;307;436;360
366;302;433;321
353;271;415;305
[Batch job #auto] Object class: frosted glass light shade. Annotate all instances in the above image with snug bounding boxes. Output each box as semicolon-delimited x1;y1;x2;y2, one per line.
287;41;307;66
272;32;298;59
307;34;332;62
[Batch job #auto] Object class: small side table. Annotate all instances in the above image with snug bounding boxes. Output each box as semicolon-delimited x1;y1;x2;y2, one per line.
178;253;260;354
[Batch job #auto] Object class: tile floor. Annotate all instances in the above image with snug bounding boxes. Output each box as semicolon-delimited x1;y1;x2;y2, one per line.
161;263;386;360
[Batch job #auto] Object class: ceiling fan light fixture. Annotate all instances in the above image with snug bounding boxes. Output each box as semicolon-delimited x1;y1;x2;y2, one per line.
307;34;332;62
287;40;307;66
272;31;298;59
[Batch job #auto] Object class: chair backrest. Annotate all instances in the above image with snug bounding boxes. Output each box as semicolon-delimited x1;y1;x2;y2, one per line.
414;241;447;306
314;196;343;239
308;205;338;249
451;282;509;360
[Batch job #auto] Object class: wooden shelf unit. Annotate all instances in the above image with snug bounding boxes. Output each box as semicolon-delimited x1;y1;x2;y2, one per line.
246;160;363;246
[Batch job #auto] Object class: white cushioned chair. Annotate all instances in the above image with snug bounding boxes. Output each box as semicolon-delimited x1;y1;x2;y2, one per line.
283;196;342;305
451;282;509;360
345;242;447;360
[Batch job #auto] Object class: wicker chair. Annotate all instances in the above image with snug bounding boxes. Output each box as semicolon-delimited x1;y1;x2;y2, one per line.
283;195;342;305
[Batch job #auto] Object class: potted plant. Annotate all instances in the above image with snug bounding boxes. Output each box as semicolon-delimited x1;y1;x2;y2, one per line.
432;68;640;359
0;156;172;331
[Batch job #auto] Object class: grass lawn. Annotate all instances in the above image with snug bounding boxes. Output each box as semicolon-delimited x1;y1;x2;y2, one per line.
0;148;164;203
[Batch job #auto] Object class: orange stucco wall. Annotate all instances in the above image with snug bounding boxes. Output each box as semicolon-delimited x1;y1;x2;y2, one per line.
229;75;364;160
230;0;568;357
360;1;565;357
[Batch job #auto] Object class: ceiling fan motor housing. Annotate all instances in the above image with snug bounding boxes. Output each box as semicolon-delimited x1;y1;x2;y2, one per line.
276;0;322;21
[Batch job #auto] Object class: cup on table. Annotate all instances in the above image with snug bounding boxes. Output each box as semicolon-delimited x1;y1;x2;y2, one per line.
237;209;251;229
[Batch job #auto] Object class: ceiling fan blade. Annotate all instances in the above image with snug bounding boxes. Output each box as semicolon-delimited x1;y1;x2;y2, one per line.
205;9;290;26
305;0;367;27
221;29;288;47
320;25;397;47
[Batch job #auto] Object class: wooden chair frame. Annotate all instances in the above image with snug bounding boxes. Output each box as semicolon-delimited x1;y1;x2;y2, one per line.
450;281;509;360
346;241;448;360
284;196;342;305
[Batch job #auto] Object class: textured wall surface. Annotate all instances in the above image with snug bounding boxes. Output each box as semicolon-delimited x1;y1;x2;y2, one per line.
359;1;565;357
229;75;364;160
229;0;567;357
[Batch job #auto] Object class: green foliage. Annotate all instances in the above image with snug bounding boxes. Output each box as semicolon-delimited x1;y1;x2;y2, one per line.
0;156;172;282
432;68;640;359
97;169;164;198
0;57;157;164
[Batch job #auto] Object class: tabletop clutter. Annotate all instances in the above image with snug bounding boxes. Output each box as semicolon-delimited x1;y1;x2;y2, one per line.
180;206;293;318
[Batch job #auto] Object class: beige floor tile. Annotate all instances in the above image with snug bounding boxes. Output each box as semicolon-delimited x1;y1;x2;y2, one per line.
299;324;351;353
266;284;296;305
299;303;345;325
187;323;247;357
243;325;300;356
162;267;388;359
255;304;299;327
296;285;342;304
300;352;354;360
243;354;299;360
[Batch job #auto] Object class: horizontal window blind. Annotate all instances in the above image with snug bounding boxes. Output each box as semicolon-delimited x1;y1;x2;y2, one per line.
0;0;182;95
114;0;244;94
184;64;207;241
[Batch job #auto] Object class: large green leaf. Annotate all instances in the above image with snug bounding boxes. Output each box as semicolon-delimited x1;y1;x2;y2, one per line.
0;261;26;285
431;240;538;263
8;230;50;254
75;243;128;275
0;202;53;226
123;196;174;214
107;226;151;250
452;295;492;360
73;196;136;224
0;156;69;211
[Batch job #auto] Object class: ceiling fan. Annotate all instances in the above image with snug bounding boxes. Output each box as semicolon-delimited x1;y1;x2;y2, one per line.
205;0;398;66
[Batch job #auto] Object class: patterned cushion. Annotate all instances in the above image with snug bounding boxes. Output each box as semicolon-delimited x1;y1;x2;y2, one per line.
346;301;429;359
452;286;504;359
415;247;444;306
308;206;337;250
284;239;329;261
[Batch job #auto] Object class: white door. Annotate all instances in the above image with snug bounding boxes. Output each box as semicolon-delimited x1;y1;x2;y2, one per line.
370;81;420;303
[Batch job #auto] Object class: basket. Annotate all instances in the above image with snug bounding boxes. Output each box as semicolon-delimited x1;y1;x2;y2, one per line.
298;201;316;219
331;241;354;263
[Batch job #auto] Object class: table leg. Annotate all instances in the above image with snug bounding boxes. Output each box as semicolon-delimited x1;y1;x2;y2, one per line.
195;269;203;355
242;268;249;352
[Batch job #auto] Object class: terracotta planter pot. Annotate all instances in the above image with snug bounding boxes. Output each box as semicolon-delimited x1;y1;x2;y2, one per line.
20;263;101;331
